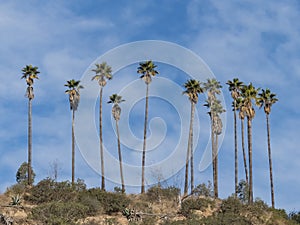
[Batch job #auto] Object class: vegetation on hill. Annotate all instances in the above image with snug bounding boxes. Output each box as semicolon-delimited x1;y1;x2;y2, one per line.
1;179;299;225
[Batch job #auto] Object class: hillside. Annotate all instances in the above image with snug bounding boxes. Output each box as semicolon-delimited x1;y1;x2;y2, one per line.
0;179;298;225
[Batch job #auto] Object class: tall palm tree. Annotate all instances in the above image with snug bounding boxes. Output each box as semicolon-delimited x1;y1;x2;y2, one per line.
257;88;278;208
211;100;225;198
236;97;249;185
65;79;83;185
183;79;204;196
203;79;222;198
92;62;113;190
137;60;158;194
204;98;224;198
108;94;126;193
226;78;244;197
241;83;259;204
21;65;40;186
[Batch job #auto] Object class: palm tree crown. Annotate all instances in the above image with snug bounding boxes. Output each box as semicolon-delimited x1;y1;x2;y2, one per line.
65;79;84;111
203;78;222;99
241;83;259;119
257;88;278;115
226;78;244;100
183;79;204;103
205;99;226;135
21;65;40;99
108;94;125;121
92;62;112;86
137;60;159;84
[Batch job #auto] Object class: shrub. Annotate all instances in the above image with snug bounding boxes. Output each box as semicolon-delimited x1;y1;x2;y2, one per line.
25;178;77;203
237;180;249;204
181;197;213;218
270;208;289;221
5;183;26;196
146;185;180;202
289;211;300;223
220;196;244;214
77;194;102;216
193;181;214;197
31;201;89;224
80;188;130;214
16;162;35;185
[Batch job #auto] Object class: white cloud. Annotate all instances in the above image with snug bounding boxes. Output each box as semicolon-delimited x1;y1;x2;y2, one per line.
0;0;299;211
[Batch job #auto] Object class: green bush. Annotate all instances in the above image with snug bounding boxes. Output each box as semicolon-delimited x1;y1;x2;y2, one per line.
80;188;130;214
5;183;27;196
237;180;249;203
25;178;78;203
289;211;300;223
181;197;213;218
146;185;180;202
77;194;102;216
16;162;35;185
31;201;89;224
270;208;289;222
193;181;214;197
220;196;244;214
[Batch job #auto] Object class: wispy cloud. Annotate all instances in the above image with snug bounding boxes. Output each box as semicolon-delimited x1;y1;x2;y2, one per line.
0;0;299;212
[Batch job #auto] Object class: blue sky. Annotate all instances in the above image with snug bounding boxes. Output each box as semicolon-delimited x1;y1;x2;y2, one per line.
0;0;299;212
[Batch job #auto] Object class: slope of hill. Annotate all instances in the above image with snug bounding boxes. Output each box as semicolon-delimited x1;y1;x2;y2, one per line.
0;179;298;225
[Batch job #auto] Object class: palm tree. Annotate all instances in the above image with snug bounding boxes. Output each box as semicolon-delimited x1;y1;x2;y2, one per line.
204;98;224;198
183;79;204;196
92;62;113;190
236;97;249;185
108;94;126;193
65;79;83;185
203;79;222;198
21;65;40;186
226;78;244;197
211;100;225;198
137;60;158;194
257;88;278;208
241;83;259;204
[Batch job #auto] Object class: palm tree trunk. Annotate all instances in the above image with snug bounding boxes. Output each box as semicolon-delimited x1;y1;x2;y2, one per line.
141;84;149;194
100;87;105;190
183;126;190;196
184;102;194;196
211;117;217;198
28;98;32;186
116;120;125;193
234;105;238;197
214;133;218;198
266;114;275;208
247;118;253;204
190;102;195;193
72;109;75;185
241;119;249;184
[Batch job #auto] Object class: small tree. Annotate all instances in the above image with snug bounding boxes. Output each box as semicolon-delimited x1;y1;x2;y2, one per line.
237;180;249;204
193;181;214;197
16;162;35;185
